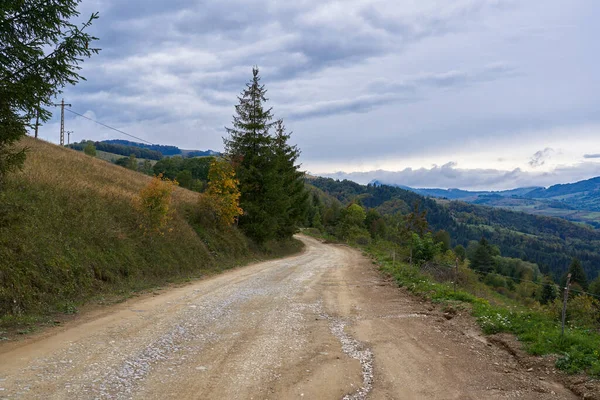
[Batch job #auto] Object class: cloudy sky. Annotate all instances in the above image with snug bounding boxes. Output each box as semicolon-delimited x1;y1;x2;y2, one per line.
38;0;600;190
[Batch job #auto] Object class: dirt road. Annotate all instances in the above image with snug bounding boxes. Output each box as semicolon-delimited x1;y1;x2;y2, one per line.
0;236;578;399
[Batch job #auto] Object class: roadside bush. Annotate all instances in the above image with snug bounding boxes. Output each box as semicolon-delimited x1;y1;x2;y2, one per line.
411;232;443;264
547;295;600;329
196;193;220;228
345;226;371;246
134;174;178;235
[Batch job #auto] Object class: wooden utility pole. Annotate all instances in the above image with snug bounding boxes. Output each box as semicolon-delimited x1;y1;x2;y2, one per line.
561;273;572;337
52;99;71;146
67;131;73;145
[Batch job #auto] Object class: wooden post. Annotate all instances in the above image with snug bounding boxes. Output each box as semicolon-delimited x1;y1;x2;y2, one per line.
561;273;572;337
454;257;458;293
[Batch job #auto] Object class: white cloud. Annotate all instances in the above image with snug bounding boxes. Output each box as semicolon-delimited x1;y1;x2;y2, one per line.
324;161;600;191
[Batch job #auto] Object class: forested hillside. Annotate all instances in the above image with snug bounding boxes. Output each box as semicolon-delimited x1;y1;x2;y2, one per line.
103;139;218;158
69;140;164;160
376;177;600;228
310;177;600;281
525;176;600;200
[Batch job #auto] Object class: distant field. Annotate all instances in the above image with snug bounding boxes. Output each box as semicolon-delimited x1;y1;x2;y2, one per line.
94;150;158;166
466;196;600;228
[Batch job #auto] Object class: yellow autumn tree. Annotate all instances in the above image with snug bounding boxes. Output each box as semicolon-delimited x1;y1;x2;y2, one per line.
199;159;243;227
134;173;178;235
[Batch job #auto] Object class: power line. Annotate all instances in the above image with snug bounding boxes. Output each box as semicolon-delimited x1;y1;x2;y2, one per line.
65;108;154;145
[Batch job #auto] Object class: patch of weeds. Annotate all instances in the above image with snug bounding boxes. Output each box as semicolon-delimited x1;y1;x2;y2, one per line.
59;301;79;315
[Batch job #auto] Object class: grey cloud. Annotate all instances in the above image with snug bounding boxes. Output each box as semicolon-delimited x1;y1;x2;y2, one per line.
287;64;515;121
416;64;517;89
529;148;554;167
92;0;513;81
37;0;600;192
361;1;514;41
584;154;600;159
286;93;419;120
323;162;600;191
67;0;520;130
364;64;514;98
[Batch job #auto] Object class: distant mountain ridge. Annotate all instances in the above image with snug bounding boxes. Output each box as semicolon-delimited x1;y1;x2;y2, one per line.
369;176;600;228
524;176;600;199
102;139;220;158
370;182;542;200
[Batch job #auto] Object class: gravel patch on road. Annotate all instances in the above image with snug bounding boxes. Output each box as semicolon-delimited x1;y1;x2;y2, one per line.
308;299;374;400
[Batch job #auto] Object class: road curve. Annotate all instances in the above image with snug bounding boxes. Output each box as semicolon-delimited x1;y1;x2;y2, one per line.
0;235;577;399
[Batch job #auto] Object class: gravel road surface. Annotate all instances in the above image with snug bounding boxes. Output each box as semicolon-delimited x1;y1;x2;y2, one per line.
0;235;578;399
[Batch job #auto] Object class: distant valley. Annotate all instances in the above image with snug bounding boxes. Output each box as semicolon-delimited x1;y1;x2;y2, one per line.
371;177;600;228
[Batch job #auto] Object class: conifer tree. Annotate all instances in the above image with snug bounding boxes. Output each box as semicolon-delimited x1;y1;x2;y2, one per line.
0;1;99;185
563;258;589;291
470;237;495;273
224;68;308;243
539;275;558;304
224;67;279;243
272;120;308;238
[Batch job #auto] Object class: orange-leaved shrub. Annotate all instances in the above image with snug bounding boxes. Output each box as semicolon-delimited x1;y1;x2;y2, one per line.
197;159;242;228
134;173;178;235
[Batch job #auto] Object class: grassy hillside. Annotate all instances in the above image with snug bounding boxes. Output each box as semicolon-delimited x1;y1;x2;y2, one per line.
94;149;157;165
0;138;300;325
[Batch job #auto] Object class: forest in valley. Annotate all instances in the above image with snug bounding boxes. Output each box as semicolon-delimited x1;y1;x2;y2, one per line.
306;177;600;297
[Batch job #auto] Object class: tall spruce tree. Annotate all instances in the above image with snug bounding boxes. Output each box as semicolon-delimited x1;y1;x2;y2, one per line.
224;68;308;243
272;119;308;238
0;1;99;185
224;67;277;243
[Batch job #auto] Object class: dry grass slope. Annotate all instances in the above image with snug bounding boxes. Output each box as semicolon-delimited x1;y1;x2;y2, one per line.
0;138;300;325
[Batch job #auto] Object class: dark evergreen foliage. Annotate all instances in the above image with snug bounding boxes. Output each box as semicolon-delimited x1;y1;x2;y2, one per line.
470;238;496;273
224;68;307;243
152;156;214;191
1;0;99;184
69;141;163;160
563;258;589;291
540;276;558;304
271;120;309;238
102;139;182;156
